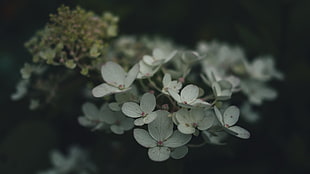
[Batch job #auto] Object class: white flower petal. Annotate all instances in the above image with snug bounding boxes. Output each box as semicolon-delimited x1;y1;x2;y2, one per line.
164;130;192;148
170;146;188;159
134;118;145;126
143;55;155;66
82;102;99;119
124;63;139;88
197;111;214;131
140;93;156;113
181;85;199;103
153;48;165;59
108;102;121;111
143;112;157;124
162;73;172;87
119;117;134;130
133;129;157;148
175;109;191;124
223;106;240;127
101;61;125;87
214;106;224;125
227;126;250;139
78;117;95;127
92;83;123;98
177;124;196;134
121;102;143;118
110;125;124;135
148;146;171;162
190;108;205;123
168;88;181;103
148;110;173;141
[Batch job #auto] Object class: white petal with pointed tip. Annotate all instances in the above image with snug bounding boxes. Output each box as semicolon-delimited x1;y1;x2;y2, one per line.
92;83;123;98
133;129;157;148
164;130;192;148
124;63;139;88
148;146;171;162
121;102;142;118
168;88;181;103
214;106;224;125
134;118;145;126
228;126;250;139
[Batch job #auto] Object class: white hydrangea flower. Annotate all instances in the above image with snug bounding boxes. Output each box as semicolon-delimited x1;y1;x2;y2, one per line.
202;130;227;145
175;108;214;135
137;60;161;79
92;61;139;97
246;56;283;81
212;80;233;100
101;106;134;135
78;102;108;131
214;106;250;139
240;102;260;123
168;84;211;108
241;80;277;105
161;73;182;95
37;146;97;174
133;110;192;161
11;79;29;100
108;86;139;111
121;93;158;126
143;48;177;67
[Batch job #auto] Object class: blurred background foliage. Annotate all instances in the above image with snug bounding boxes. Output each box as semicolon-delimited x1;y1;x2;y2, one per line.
0;0;309;173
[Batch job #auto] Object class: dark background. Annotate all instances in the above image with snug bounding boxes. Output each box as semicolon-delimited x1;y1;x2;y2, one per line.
0;0;309;174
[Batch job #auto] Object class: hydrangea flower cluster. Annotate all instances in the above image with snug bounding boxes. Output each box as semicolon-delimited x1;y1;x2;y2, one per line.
76;40;282;161
12;5;283;163
37;146;97;174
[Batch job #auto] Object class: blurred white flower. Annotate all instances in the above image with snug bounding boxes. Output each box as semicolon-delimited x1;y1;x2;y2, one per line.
78;102;108;131
37;146;97;174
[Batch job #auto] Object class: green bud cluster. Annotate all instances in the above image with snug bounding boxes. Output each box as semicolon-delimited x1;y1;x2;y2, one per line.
24;5;119;76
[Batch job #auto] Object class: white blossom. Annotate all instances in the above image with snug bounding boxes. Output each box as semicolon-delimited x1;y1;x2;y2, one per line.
121;93;158;126
92;61;139;97
175;108;214;135
214;106;250;139
161;73;182;95
168;84;211;108
133;110;192;161
142;48;177;67
37;146;97;174
78;102;108;131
